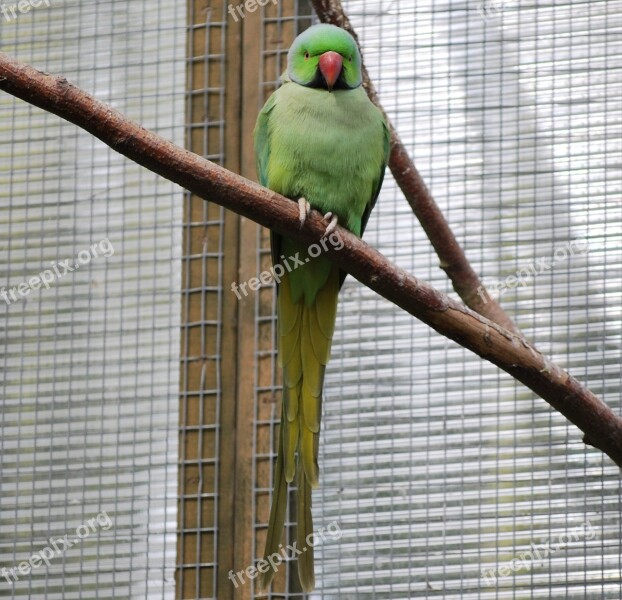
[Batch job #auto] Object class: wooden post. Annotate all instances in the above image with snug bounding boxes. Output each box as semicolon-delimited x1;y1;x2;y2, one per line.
179;1;310;598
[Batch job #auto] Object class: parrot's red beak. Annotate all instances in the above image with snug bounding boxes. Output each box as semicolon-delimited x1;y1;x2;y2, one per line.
318;51;343;91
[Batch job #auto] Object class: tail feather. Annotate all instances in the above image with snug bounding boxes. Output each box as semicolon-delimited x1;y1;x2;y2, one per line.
309;321;331;366
279;284;302;336
283;384;300;482
314;274;339;343
281;321;301;367
261;267;339;592
296;467;315;592
302;384;322;433
284;369;301;423
300;423;319;487
258;413;288;591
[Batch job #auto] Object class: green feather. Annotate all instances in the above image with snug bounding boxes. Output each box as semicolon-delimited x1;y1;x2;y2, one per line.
258;412;288;591
296;466;315;592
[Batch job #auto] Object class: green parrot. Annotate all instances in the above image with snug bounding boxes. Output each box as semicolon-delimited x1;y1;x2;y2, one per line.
253;23;389;592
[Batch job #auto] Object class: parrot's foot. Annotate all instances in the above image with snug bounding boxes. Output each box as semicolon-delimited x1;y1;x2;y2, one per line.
298;198;311;228
323;212;338;237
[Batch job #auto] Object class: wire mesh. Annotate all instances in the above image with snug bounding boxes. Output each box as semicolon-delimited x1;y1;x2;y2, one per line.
0;1;185;598
177;1;228;598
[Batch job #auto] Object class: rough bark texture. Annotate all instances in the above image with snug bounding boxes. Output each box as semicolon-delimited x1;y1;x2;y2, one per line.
1;53;621;468
310;0;521;335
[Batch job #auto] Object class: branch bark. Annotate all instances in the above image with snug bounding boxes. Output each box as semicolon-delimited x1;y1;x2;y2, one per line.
0;53;620;468
310;0;521;336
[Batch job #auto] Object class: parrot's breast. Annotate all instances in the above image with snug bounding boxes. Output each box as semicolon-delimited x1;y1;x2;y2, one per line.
266;82;386;235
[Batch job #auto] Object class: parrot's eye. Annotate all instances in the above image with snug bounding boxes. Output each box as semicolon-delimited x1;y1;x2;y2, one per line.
348;56;352;62
304;51;310;60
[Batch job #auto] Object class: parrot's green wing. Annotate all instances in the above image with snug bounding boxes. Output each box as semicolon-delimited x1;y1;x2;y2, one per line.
254;87;291;277
255;90;276;188
360;118;391;238
338;117;391;287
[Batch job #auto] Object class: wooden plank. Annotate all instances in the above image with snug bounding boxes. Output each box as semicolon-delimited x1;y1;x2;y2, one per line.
179;2;312;599
178;1;229;598
217;1;244;598
232;5;263;599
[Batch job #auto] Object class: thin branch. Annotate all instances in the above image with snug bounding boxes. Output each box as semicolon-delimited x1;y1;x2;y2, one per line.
310;0;521;336
0;53;620;468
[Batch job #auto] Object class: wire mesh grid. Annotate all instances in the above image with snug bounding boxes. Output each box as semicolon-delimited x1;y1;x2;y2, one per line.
0;1;185;598
177;1;229;598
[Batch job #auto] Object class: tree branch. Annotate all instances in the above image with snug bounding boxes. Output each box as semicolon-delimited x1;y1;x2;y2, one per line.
0;53;620;468
310;0;521;336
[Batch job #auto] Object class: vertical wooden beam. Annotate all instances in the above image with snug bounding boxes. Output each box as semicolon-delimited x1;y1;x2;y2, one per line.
217;2;243;600
231;6;264;600
179;1;239;598
180;2;311;599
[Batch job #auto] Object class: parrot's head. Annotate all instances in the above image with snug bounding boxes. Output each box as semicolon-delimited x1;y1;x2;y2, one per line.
287;24;362;92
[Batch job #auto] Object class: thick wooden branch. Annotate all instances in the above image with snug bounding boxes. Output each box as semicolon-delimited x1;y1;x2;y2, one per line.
310;0;521;336
0;53;621;468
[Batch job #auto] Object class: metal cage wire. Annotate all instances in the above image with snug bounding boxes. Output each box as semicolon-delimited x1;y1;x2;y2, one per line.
0;0;185;598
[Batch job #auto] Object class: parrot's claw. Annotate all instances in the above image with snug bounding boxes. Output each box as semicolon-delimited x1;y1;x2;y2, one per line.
298;198;311;228
323;212;338;237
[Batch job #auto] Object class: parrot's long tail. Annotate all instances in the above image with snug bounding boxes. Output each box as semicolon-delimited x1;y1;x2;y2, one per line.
259;267;339;593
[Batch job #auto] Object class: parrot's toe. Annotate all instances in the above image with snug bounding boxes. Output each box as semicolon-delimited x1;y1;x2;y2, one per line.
298;198;311;227
324;214;338;236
